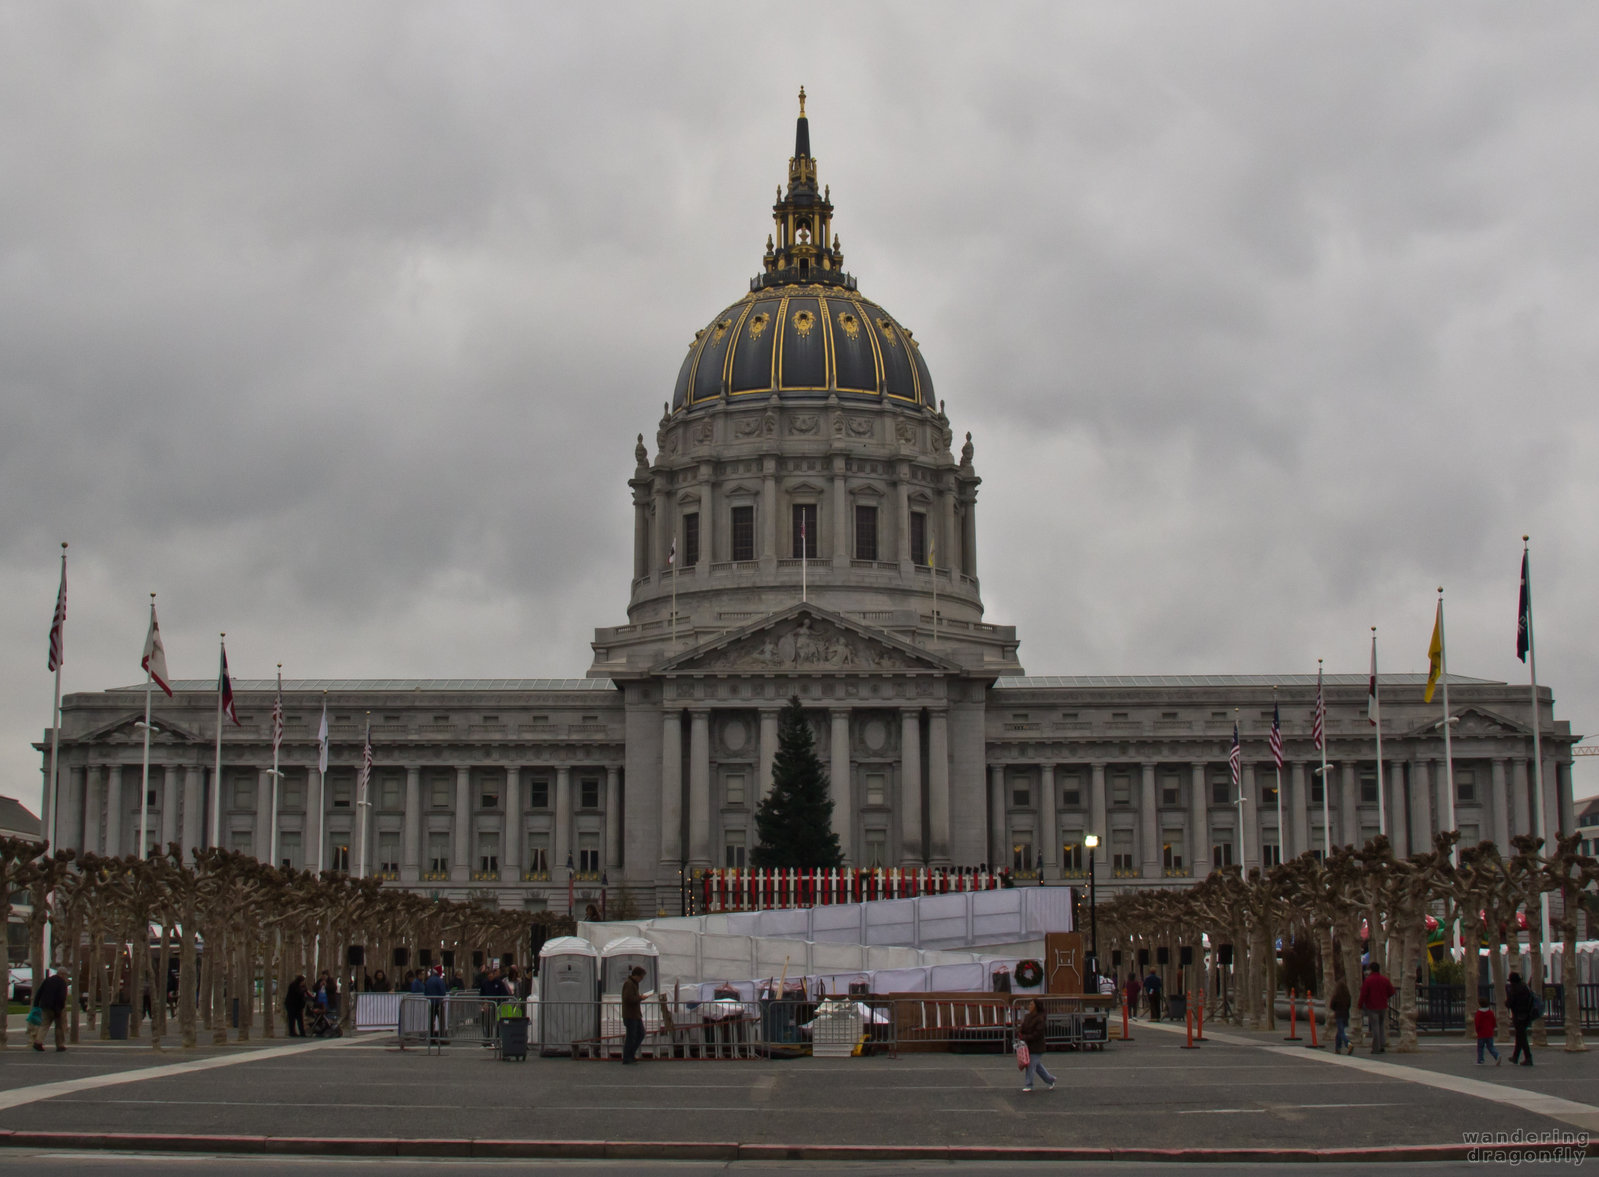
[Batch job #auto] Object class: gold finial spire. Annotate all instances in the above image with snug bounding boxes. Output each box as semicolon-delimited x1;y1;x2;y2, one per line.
798;86;806;117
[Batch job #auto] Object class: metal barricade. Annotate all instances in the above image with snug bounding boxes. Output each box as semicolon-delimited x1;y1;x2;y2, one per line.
398;992;520;1052
1008;994;1112;1052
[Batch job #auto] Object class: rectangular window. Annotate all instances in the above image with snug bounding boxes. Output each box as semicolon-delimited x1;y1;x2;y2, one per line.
580;778;600;809
279;831;302;871
1161;773;1181;807
526;834;550;874
1263;841;1282;867
854;503;878;561
380;777;402;811
330;842;350;873
1212;841;1233;868
1062;787;1082;808
1211;774;1230;806
233;777;255;810
331;779;352;809
1310;774;1324;806
427;833;449;876
1111;774;1132;807
683;512;700;566
724;830;746;869
378;832;399;874
1456;769;1476;803
865;773;886;806
578;832;600;873
864;829;887;868
1061;837;1084;873
480;777;501;810
230;831;253;855
1162;829;1184;873
527;778;550;809
430;779;451;809
792;503;818;559
909;511;928;565
1458;823;1480;847
1011;780;1031;809
1260;779;1278;806
477;833;499;874
1011;835;1034;871
1111;830;1134;874
725;774;746;807
1360;769;1379;805
731;505;755;562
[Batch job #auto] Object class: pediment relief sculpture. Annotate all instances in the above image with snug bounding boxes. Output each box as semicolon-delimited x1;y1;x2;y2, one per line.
691;616;924;672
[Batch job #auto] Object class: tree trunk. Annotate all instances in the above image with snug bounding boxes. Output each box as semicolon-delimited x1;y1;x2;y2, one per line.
179;907;198;1049
1528;900;1549;1049
210;925;228;1045
1395;926;1421;1053
1559;892;1586;1052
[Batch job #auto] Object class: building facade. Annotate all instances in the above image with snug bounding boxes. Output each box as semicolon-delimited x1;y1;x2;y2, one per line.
38;98;1577;913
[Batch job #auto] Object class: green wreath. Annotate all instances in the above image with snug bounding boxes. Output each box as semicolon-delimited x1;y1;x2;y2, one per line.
1014;959;1044;988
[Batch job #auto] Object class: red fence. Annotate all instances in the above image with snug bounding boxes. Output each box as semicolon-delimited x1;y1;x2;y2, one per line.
697;867;1009;913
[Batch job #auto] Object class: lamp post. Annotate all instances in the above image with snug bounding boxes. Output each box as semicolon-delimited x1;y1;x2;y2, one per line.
601;870;608;921
1084;833;1100;981
566;852;575;917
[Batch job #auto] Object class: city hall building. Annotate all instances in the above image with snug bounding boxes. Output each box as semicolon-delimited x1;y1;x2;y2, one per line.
39;99;1577;914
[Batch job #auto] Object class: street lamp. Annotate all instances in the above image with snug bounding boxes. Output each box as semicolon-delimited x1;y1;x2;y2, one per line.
1084;833;1100;981
566;853;575;917
601;870;608;921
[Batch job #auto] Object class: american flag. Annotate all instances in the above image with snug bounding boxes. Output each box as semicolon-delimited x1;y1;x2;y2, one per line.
668;535;676;566
357;722;372;797
1269;703;1284;770
1229;723;1241;792
271;671;284;759
219;644;240;726
47;550;67;672
1312;666;1326;751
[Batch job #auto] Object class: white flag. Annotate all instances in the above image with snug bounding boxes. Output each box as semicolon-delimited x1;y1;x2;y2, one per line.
142;605;173;697
317;700;329;774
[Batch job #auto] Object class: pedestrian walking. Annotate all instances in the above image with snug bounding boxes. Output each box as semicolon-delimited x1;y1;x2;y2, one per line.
1506;972;1537;1067
1475;999;1502;1066
1329;979;1352;1054
1124;972;1142;1019
29;967;68;1052
1357;962;1395;1054
284;974;308;1037
1016;999;1057;1092
1144;968;1163;1022
425;964;449;1041
621;966;647;1064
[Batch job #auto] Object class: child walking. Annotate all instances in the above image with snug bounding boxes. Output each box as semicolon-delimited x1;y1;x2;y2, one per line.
1475;1000;1501;1066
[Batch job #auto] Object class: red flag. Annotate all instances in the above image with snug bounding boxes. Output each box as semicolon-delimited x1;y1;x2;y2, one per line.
142;605;173;697
219;645;240;725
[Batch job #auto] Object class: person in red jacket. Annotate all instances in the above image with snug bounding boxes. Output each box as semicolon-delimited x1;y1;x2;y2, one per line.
1474;1000;1501;1065
1357;961;1395;1054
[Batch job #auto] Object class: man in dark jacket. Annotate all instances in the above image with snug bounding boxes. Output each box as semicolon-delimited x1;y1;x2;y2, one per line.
1506;972;1537;1066
424;965;449;1040
1144;968;1163;1021
30;967;68;1052
621;967;646;1064
284;974;308;1037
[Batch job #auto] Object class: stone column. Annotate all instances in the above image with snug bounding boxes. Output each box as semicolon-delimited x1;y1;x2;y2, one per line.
761;459;778;571
1340;763;1358;848
1541;755;1560;845
226;765;248;864
1139;764;1159;878
1242;764;1259;872
105;765;123;858
1510;758;1532;837
255;767;274;860
1089;762;1107;887
554;766;572;875
831;456;849;569
1410;761;1432;853
159;766;179;855
403;766;421;881
829;708;852;862
63;765;86;853
896;465;911;565
900;708;922;864
452;765;471;882
505;767;523;878
700;477;716;568
1040;764;1058;874
940;490;957;574
1291;761;1310;857
633;496;649;579
661;711;682;865
83;765;102;854
1189;763;1208;877
1388;761;1408;856
988;763;1006;868
652;482;669;576
688;710;712;867
1489;759;1510;848
604;765;621;871
927;709;950;864
758;708;780;799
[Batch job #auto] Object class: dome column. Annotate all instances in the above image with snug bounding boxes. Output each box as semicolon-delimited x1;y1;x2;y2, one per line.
831;454;848;569
760;456;778;574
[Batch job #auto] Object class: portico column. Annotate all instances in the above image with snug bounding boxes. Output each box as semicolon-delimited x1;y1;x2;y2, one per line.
1490;759;1510;848
1139;764;1159;878
900;708;922;864
1089;762;1108;864
1242;764;1259;872
761;461;778;572
554;766;572;876
452;766;471;882
105;765;123;858
235;765;257;865
688;710;711;867
928;709;950;865
1388;761;1408;856
988;763;1006;868
506;767;523;878
1410;761;1432;852
758;708;780;799
831;456;849;569
1510;758;1532;837
65;765;87;853
1039;763;1058;874
604;766;621;871
829;708;852;862
652;483;669;576
1291;761;1310;857
1340;763;1358;848
159;766;179;855
255;768;273;860
896;468;911;564
403;766;421;881
660;711;683;865
1189;763;1208;877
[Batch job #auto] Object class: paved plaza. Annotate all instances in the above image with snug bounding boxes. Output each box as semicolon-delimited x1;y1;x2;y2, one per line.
2;1016;1596;1166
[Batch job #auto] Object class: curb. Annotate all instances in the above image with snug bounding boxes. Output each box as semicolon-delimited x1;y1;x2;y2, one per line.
0;1132;1595;1162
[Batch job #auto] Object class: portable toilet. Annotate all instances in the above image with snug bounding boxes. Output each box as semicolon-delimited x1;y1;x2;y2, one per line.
599;936;660;995
537;936;600;1055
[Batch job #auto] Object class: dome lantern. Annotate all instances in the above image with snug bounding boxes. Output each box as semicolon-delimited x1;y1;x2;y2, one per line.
755;88;853;293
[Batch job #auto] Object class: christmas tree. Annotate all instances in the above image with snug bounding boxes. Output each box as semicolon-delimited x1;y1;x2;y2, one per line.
751;696;844;868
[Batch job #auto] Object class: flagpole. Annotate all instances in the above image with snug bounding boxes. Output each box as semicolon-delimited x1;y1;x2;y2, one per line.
356;712;371;880
45;542;67;853
930;538;938;647
1318;659;1331;858
139;593;157;859
1233;708;1245;869
1521;536;1552;970
1372;627;1386;837
211;633;226;849
670;534;678;647
1273;686;1283;865
1436;590;1456;859
269;664;283;868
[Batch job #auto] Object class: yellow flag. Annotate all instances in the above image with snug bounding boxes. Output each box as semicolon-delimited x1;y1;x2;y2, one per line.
1424;604;1443;703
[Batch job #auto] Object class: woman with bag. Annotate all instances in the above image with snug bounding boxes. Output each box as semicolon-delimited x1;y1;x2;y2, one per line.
1016;999;1056;1093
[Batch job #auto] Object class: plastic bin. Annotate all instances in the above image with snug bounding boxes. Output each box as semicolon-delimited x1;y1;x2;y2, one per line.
499;1017;530;1061
108;1003;132;1040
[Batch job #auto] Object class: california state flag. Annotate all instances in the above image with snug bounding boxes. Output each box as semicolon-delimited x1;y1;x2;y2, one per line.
142;605;173;697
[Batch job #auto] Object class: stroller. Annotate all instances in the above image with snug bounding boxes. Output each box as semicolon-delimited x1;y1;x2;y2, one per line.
305;1002;342;1039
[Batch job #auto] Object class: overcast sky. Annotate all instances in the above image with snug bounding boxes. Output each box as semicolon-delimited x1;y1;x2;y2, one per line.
4;2;1597;820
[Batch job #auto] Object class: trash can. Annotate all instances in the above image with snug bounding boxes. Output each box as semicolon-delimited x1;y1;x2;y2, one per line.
109;1003;132;1040
1166;994;1187;1023
499;1016;530;1061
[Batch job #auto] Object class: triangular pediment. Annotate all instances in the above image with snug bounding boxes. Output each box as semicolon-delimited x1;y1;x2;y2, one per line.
1401;705;1528;740
657;604;959;675
75;712;208;746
